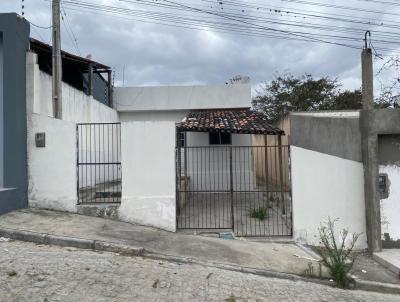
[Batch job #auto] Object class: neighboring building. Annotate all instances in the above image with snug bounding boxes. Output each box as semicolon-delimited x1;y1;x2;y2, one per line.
285;111;400;249
288;111;366;248
26;41;118;214
29;38;113;107
0;14;30;214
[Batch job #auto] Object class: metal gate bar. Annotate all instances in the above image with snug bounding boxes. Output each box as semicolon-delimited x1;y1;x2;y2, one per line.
77;123;121;204
176;144;292;237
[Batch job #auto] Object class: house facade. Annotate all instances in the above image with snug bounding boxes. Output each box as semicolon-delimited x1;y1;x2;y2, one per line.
114;84;257;231
1;13;398;252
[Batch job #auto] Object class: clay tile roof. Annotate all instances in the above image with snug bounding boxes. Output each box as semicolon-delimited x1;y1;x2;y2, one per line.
177;108;284;135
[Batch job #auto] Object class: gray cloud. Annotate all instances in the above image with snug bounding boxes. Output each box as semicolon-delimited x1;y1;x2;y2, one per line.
1;0;399;96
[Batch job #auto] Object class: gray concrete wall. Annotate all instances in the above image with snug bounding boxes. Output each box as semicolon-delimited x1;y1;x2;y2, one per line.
360;109;400;252
362;109;400;135
290;114;362;162
379;135;400;166
0;13;30;214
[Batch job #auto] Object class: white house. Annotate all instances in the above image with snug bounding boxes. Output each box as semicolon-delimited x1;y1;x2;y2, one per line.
114;85;286;233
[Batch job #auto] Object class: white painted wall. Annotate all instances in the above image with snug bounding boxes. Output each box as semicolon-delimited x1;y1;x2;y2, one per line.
118;111;185;231
115;84;251;112
26;52;119;212
0;34;3;188
27;114;77;212
29;55;118;123
380;165;400;241
291;146;367;249
118;109;256;230
185;132;254;191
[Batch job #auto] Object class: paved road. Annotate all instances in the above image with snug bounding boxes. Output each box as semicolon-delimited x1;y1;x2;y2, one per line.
0;240;399;302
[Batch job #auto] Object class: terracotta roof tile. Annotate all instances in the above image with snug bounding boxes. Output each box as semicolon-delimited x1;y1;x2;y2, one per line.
177;109;284;135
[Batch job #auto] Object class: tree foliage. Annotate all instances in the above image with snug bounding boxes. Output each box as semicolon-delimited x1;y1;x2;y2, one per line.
252;73;363;122
377;56;400;108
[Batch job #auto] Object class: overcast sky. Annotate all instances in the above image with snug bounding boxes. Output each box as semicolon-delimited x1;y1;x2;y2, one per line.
1;0;399;96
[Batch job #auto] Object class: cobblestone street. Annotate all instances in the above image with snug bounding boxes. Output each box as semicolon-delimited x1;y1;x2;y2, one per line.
0;240;399;302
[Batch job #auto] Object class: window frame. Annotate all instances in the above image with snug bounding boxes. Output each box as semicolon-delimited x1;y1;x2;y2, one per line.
209;132;232;145
177;131;186;148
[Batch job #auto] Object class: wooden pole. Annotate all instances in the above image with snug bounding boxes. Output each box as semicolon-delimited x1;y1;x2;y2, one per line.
278;135;286;215
87;63;93;96
108;70;113;107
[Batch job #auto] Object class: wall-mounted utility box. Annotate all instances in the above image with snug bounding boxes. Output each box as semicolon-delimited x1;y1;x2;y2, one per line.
379;173;389;199
35;133;46;148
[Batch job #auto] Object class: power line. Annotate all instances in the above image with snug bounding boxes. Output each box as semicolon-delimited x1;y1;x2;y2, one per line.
61;5;81;55
201;0;400;29
31;26;48;43
57;0;400;55
125;0;400;34
63;0;361;49
355;0;400;6
62;5;310;42
64;0;400;35
27;20;52;29
120;0;400;42
262;0;400;17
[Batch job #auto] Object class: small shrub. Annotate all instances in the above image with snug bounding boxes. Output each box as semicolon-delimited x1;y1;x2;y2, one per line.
250;206;269;220
318;217;360;288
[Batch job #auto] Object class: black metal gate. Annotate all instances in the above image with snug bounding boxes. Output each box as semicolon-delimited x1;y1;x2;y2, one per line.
77;123;121;204
176;143;292;237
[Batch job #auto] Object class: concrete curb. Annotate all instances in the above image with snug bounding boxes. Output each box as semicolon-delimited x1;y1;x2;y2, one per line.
1;227;399;295
373;253;400;276
0;227;144;257
0;226;332;287
94;241;144;256
142;250;334;288
354;279;400;295
46;234;94;250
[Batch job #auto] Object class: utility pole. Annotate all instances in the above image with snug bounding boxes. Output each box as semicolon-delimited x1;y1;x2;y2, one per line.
362;31;374;110
52;0;62;119
361;31;382;253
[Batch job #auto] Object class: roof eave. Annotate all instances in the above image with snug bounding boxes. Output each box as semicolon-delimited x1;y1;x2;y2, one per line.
29;38;110;70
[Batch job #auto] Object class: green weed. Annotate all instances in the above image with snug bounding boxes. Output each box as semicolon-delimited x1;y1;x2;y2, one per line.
317;217;360;288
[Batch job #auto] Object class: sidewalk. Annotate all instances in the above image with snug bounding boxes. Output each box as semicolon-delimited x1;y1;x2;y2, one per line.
0;209;322;277
0;208;399;293
373;250;400;276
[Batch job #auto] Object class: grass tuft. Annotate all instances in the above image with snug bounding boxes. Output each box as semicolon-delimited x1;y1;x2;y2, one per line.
249;206;269;220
